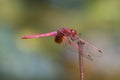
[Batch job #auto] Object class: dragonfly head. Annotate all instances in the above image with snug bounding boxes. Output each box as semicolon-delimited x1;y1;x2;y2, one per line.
70;29;77;36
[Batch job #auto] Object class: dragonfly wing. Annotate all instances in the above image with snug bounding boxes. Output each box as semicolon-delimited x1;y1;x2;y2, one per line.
79;49;93;61
78;38;102;58
65;36;93;60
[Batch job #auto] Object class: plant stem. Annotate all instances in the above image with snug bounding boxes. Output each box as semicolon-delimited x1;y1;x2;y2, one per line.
79;52;84;80
78;39;84;80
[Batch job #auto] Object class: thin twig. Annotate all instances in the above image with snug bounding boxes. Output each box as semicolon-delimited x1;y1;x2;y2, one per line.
66;36;84;80
78;39;84;80
79;52;84;80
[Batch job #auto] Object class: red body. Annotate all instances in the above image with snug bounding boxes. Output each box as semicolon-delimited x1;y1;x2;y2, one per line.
22;27;78;44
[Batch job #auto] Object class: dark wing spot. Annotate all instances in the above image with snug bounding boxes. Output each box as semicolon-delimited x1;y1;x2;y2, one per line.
98;50;102;53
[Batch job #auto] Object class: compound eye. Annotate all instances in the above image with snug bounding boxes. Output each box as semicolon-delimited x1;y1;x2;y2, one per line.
70;29;77;36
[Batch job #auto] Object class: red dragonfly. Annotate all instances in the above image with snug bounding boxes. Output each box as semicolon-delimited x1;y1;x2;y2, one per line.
22;27;102;59
22;27;102;80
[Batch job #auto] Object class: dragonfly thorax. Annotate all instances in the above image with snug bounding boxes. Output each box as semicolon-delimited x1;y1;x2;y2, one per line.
57;28;78;36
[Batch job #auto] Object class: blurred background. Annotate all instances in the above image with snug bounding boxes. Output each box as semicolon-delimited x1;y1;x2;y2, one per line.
0;0;120;80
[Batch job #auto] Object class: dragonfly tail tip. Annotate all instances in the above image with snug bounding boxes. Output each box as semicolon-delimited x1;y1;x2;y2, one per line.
21;36;29;39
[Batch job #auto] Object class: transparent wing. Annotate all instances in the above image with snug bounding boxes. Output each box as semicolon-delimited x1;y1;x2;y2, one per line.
78;38;102;59
64;35;102;60
64;36;94;60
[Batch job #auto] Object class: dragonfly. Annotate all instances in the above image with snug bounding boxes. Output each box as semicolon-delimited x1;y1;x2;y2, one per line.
21;27;102;80
22;27;102;60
